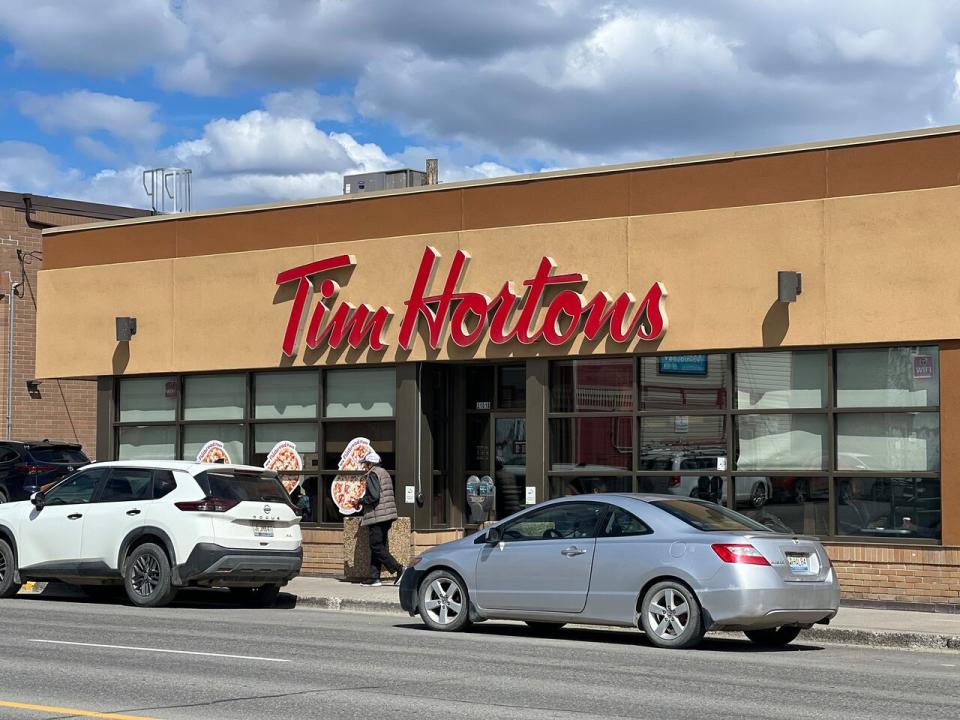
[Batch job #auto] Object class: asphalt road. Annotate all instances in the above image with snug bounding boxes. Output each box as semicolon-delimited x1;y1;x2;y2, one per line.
0;591;958;720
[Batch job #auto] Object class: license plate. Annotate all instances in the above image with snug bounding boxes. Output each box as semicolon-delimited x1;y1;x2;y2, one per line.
786;553;809;573
254;525;274;538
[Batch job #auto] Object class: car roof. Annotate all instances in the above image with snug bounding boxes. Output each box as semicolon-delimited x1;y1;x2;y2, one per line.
547;492;701;504
0;440;82;448
85;460;273;474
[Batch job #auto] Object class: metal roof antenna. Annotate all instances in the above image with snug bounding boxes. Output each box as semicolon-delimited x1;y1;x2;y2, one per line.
143;167;192;214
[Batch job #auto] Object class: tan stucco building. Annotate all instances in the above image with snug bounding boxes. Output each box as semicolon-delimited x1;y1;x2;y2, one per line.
37;126;960;608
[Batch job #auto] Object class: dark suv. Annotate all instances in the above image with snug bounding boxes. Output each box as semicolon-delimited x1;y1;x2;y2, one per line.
0;441;90;503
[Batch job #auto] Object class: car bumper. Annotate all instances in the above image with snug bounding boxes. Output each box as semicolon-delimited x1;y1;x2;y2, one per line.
176;543;303;587
698;568;841;631
399;567;424;615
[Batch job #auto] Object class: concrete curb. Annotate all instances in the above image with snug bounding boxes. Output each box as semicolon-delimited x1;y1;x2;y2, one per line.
292;594;960;651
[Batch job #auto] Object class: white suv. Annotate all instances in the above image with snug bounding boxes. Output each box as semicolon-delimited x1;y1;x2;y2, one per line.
0;461;302;607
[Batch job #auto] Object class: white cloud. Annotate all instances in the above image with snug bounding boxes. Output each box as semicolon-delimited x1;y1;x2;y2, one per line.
0;0;186;75
74;136;122;165
263;89;353;123
17;91;164;145
0;142;81;194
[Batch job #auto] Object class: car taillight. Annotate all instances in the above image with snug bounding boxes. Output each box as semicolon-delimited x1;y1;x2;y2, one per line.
712;543;770;566
175;497;240;512
669;475;681;487
15;464;57;474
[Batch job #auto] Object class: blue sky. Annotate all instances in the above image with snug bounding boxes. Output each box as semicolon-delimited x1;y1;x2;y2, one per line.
2;1;960;210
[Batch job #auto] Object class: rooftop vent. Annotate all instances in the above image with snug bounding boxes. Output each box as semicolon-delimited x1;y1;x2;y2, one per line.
344;158;438;195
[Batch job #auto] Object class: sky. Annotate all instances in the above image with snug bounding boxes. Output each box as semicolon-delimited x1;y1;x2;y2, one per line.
2;0;960;211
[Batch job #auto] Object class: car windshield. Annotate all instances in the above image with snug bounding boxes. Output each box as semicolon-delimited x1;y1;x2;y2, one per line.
194;469;289;503
30;446;89;464
650;498;771;533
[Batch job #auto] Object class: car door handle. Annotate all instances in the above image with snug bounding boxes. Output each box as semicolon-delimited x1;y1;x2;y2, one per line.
561;546;587;557
126;509;141;516
67;513;82;520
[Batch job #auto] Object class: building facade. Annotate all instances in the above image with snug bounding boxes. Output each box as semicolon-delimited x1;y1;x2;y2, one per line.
36;127;960;607
0;193;149;458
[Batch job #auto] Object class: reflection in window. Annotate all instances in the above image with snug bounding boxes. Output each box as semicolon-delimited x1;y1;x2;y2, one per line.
836;412;939;472
118;426;176;461
325;368;396;418
551;359;634;412
255;372;319;418
734;477;829;536
253;423;318;467
736;351;827;409
549;476;632;498
182;424;244;463
118;377;176;422
184;374;245;420
100;468;154;502
500;502;606;541
835;477;940;540
323;421;395;470
639;415;727;468
836;347;939;408
45;468;108;505
640;355;728;410
550;417;633;470
736;414;828;470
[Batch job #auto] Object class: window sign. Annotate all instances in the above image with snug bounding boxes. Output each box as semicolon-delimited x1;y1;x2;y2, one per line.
658;355;708;376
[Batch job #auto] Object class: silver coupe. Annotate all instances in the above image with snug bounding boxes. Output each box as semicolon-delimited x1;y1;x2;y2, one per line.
399;494;840;649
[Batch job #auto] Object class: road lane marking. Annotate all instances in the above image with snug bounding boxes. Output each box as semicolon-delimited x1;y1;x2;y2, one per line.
29;639;289;663
0;700;158;719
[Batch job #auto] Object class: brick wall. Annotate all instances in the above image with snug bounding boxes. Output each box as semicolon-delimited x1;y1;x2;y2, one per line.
827;544;960;607
0;206;103;458
301;527;464;576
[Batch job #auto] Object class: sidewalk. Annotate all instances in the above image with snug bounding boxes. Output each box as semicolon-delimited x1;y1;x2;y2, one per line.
285;576;960;651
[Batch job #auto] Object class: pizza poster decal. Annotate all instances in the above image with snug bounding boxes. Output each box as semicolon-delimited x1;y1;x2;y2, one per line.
332;436;374;515
264;440;304;495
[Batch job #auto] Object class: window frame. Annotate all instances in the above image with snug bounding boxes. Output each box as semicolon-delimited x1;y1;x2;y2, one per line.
113;366;399;529
546;344;942;545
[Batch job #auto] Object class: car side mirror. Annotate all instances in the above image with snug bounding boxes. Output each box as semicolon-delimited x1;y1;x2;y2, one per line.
485;526;502;544
31;491;45;511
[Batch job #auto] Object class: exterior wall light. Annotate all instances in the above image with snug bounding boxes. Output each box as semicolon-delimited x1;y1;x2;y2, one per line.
25;379;42;400
116;316;137;342
777;271;802;303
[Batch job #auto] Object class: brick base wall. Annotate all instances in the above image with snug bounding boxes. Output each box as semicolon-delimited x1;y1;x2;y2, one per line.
301;527;465;576
826;544;960;607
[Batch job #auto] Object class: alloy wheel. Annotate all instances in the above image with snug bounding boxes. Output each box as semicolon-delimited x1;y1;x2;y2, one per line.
646;587;690;641
0;551;6;582
423;577;463;626
131;553;161;597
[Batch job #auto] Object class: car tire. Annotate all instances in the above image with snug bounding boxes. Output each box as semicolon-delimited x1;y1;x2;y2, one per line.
231;584;281;608
0;539;21;599
418;569;470;632
744;626;803;647
123;543;177;608
524;621;566;633
639;580;704;649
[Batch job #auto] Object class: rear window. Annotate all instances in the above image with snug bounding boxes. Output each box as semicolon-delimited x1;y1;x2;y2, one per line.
650;499;770;533
195;469;289;504
30;446;89;464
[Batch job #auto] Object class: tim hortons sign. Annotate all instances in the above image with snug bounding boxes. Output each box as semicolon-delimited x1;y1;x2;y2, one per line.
276;246;667;356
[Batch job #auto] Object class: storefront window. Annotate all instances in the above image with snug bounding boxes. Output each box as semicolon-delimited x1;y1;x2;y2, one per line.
497;365;526;410
551;358;633;412
733;477;829;536
549;417;632;470
835;477;941;540
253;423;318;466
494;417;526;519
325;368;395;417
549;475;632;498
466;366;494;410
735;414;828;470
640;355;727;410
836;347;939;408
255;372;319;418
118;377;176;422
836;412;940;472
465;414;490;469
182;424;244;463
736;351;827;409
117;426;175;460
184;375;245;420
323;421;395;470
638;415;727;469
